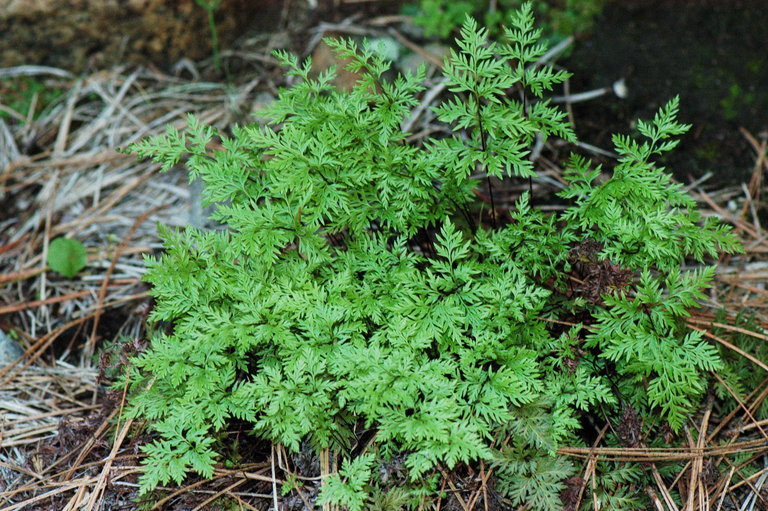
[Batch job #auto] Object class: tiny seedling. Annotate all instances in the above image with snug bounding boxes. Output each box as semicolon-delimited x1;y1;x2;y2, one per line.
47;237;87;278
194;0;223;71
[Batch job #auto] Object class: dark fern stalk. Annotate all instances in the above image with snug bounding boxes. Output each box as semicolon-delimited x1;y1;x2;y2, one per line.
476;106;498;228
195;0;223;71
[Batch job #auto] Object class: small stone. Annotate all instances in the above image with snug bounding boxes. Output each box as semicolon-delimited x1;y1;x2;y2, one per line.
368;37;402;62
398;44;450;75
0;329;24;367
252;92;276;125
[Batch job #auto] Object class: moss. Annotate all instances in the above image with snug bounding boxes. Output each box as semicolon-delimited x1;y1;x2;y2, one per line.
0;77;63;123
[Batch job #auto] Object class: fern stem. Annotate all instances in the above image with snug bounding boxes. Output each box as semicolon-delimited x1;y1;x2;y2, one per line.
474;93;497;228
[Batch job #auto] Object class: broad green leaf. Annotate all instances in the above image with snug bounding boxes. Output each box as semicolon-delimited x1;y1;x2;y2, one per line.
47;237;87;278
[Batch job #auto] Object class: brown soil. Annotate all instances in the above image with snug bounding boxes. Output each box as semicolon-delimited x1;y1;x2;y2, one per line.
0;0;278;71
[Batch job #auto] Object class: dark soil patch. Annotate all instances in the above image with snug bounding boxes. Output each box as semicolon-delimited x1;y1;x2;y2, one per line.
565;2;768;186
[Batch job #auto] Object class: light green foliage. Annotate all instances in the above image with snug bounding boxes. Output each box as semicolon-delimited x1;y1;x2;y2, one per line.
587;267;722;431
432;14;573;181
493;444;574;509
122;4;742;508
47;237;87;278
410;0;607;40
317;454;376;511
561;98;738;271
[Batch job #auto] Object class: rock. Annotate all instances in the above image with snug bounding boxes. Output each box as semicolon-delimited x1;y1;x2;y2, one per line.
0;329;24;367
252;91;276;124
310;39;363;92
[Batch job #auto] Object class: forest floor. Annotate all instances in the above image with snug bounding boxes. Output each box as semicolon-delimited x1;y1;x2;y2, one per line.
1;2;768;510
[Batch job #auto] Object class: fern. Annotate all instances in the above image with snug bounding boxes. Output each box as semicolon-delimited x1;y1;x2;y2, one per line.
317;454;376;511
493;444;574;510
560;97;739;271
586;267;722;430
119;3;743;509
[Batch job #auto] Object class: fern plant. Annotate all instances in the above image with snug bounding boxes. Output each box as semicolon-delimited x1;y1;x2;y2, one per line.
120;4;742;509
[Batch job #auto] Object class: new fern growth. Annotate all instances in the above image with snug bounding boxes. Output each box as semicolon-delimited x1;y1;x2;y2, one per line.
121;4;742;508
